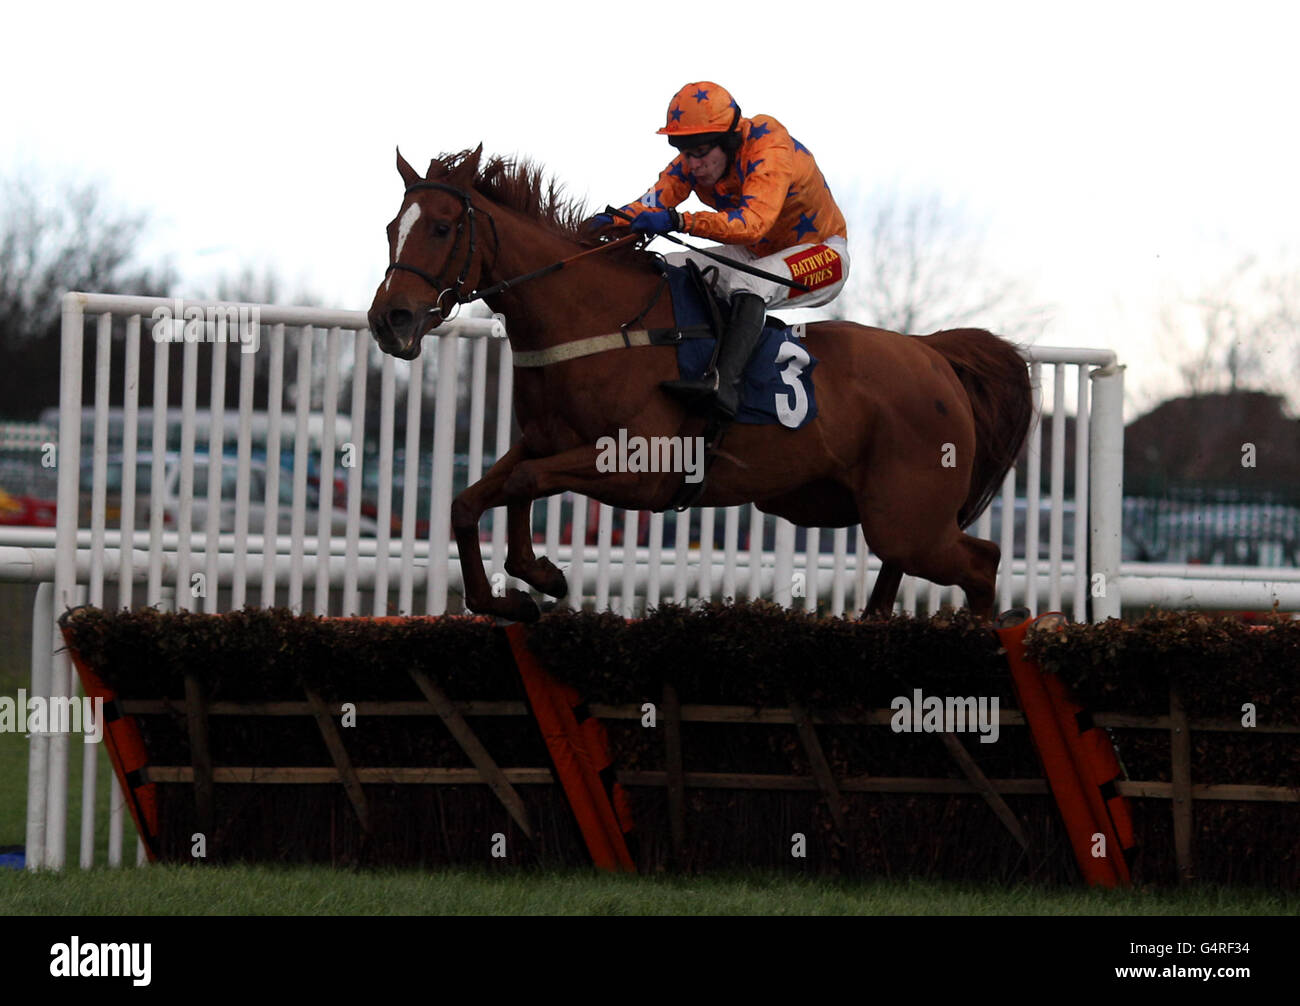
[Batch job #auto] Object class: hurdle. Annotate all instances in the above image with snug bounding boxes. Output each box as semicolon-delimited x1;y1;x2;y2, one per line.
16;292;1129;870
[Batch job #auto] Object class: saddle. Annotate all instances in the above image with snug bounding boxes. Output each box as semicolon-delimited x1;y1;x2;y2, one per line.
658;260;820;510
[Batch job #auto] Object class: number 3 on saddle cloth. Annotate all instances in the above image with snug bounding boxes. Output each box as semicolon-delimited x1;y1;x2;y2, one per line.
664;262;819;430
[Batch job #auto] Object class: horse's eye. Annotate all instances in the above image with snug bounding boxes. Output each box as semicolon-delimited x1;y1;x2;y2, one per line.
434;221;452;238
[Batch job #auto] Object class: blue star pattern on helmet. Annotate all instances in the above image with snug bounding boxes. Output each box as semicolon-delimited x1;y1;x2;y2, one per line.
747;120;771;140
793;211;818;240
693;87;710;103
669;106;684;123
792;138;809;155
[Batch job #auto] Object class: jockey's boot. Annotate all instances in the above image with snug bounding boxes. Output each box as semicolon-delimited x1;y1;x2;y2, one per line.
660;290;767;420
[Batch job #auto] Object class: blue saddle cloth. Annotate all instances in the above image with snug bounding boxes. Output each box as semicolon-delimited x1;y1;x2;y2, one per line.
664;264;818;429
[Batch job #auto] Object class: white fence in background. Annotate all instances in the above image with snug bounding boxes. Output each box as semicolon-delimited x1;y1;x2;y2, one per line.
36;293;1127;619
9;289;1283;872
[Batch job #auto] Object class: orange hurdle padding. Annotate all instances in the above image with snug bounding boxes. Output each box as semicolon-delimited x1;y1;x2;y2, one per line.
996;611;1131;887
60;635;160;861
1033;623;1136;881
505;622;636;873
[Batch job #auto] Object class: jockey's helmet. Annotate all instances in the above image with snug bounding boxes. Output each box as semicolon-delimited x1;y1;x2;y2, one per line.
658;82;743;156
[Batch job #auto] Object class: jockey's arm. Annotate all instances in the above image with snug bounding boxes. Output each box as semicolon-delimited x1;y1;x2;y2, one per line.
678;133;794;245
615;160;696;220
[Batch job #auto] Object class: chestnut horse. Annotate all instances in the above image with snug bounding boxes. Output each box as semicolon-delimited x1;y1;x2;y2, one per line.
367;146;1032;622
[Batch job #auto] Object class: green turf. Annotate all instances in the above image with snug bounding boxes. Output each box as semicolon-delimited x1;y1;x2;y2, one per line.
1;866;1297;915
1;638;119;863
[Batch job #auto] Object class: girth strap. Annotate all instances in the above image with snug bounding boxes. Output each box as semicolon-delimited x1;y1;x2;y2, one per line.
511;325;713;368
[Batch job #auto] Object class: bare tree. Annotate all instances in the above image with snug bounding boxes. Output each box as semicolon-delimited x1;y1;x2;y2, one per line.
0;177;175;419
825;188;1048;339
1159;255;1300;404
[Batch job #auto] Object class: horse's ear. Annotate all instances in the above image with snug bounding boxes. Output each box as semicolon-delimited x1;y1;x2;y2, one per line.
465;143;484;177
396;148;421;188
445;144;483;186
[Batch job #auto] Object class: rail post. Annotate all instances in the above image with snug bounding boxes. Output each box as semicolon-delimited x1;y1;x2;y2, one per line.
1088;364;1125;620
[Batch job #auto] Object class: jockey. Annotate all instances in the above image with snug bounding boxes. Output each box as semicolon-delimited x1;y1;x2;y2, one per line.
596;81;850;419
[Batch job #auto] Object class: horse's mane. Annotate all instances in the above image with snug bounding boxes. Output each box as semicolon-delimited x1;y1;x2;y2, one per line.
430;147;654;268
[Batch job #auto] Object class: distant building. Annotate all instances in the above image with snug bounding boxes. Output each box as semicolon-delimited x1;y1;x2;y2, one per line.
1124;391;1300;496
1122;391;1300;566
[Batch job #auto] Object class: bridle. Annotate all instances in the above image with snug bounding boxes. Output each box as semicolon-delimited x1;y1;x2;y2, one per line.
383;179;646;318
383;180;499;321
383;179;808;327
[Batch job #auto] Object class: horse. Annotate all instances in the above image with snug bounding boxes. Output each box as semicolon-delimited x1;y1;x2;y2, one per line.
367;145;1033;623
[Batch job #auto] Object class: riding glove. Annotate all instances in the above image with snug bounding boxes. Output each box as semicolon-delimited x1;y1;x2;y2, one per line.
629;208;683;235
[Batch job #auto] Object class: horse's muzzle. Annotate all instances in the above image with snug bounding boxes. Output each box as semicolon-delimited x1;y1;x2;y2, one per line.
368;306;433;360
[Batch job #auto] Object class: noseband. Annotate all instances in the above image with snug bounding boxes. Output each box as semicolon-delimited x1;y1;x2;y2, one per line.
384;181;498;319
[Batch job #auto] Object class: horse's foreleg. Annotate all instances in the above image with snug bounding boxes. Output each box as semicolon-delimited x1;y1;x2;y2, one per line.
501;444;684;509
492;444;687;614
503;500;569;599
450;442;544;622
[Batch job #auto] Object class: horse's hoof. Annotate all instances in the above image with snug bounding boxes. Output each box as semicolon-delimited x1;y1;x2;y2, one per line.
503;588;541;624
535;558;568;600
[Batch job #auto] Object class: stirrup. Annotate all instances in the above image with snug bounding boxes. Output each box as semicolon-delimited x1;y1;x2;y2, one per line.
660;371;719;403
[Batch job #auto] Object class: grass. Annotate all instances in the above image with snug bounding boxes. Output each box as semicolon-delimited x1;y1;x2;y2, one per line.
2;866;1297;915
0;611;118;864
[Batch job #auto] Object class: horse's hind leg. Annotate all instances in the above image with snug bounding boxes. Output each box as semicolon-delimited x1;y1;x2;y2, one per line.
932;531;1001;619
856;493;1001;619
865;560;903;617
886;529;1001;620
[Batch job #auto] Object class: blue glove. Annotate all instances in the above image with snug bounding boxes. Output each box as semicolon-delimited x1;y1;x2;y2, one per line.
629;208;682;234
583;213;615;232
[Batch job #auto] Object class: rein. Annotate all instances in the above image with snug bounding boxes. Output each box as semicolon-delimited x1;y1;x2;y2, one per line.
604;207;811;293
384;179;642;317
384;180;791;370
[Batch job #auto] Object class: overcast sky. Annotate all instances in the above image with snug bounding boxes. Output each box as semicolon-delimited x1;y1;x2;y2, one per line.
3;0;1297;416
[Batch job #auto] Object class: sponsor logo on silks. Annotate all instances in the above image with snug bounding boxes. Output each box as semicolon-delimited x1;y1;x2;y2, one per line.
889;688;1000;744
783;244;843;299
49;938;151;986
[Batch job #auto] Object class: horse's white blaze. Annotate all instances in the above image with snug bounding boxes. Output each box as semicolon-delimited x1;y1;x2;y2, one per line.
384;202;422;291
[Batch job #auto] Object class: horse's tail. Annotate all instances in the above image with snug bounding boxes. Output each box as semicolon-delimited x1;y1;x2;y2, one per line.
918;328;1033;528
